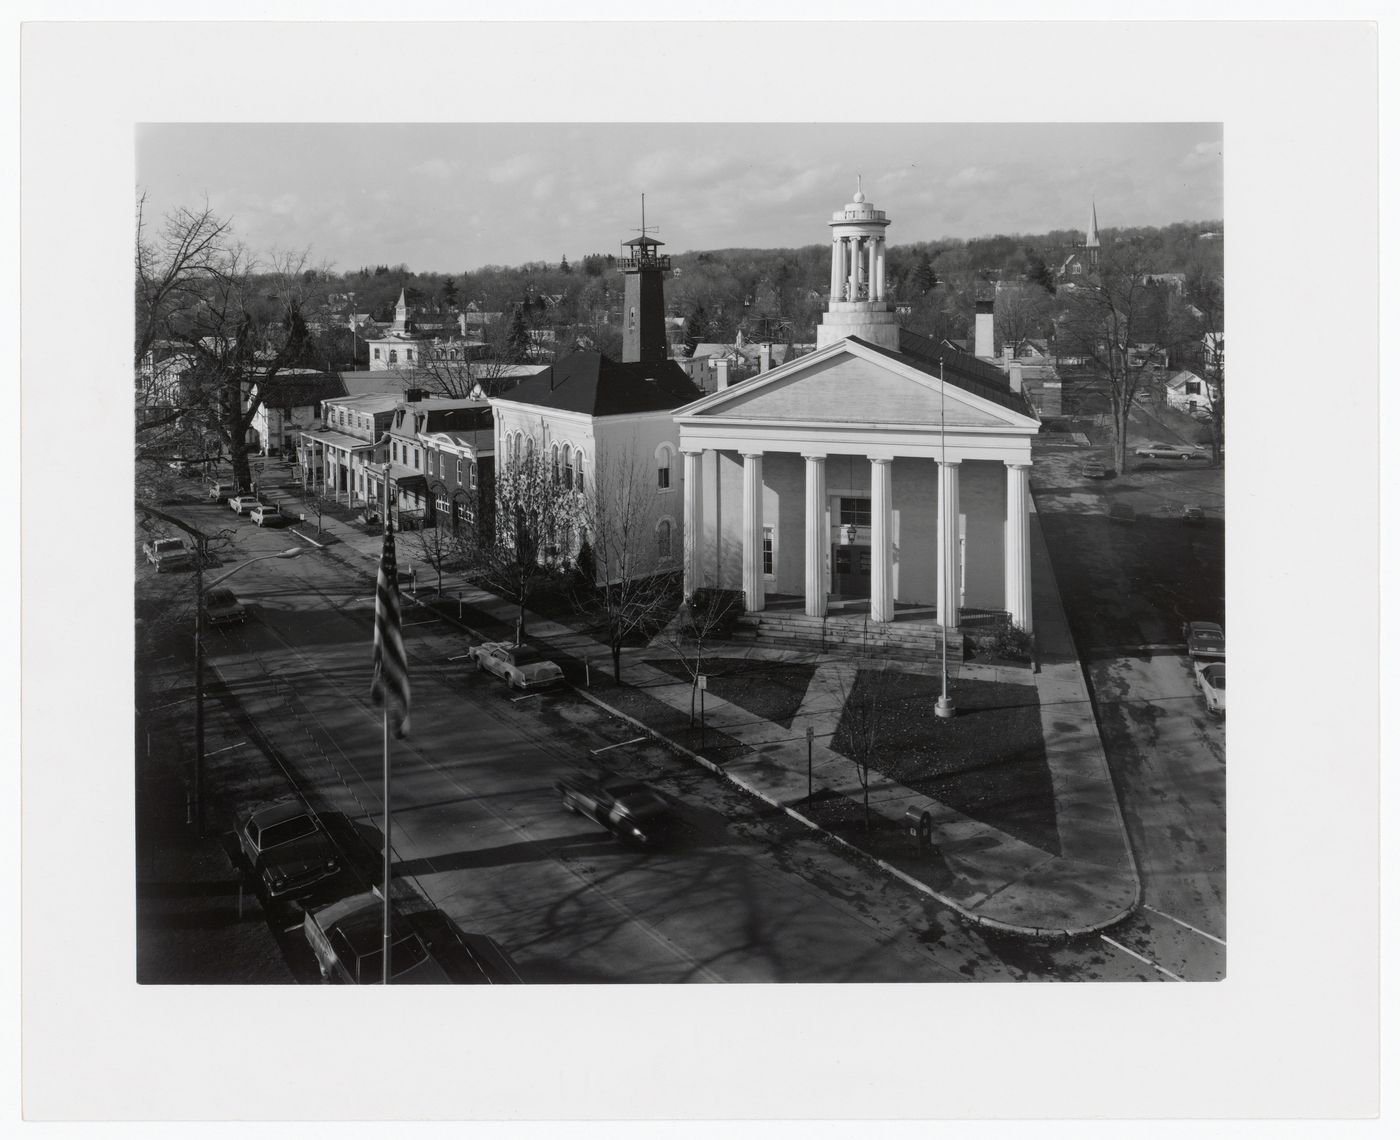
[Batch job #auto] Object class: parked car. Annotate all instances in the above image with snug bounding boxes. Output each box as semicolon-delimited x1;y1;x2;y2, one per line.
250;502;283;527
1081;459;1109;479
1182;620;1225;660
204;585;246;627
1134;441;1206;460
303;892;451;984
142;536;192;572
235;800;340;899
555;774;679;847
208;479;236;502
1182;504;1207;524
468;641;564;690
228;494;261;514
1107;502;1137;524
1194;660;1225;717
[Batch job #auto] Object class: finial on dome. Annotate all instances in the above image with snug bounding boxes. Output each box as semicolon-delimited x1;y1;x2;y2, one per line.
853;174;865;204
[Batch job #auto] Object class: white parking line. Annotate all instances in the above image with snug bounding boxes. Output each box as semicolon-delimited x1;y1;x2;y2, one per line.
203;741;247;757
1143;905;1226;946
589;736;647;756
1100;935;1184;981
511;693;541;703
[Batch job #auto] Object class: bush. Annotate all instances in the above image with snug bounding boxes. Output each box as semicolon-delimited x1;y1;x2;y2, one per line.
994;622;1035;663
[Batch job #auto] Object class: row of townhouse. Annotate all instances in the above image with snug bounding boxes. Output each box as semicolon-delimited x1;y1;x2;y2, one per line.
293;387;496;537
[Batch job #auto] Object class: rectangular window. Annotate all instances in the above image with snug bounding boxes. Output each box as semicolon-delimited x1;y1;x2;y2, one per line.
469;462;478;490
657;465;671;490
839;498;871;528
412;449;419;470
392;441;399;462
456;457;462;484
762;526;774;576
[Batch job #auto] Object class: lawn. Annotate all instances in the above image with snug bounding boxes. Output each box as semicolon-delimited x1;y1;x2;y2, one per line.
831;668;1057;856
643;655;818;730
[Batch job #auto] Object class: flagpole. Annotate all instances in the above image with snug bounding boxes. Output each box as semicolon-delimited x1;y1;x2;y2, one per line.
381;471;393;985
936;359;956;719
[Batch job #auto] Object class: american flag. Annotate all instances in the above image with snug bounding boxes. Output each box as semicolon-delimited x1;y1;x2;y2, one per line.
370;517;411;737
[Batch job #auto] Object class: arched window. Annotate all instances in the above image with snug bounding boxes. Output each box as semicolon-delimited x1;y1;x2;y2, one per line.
574;450;585;494
562;444;573;490
388;349;397;364
655;442;674;490
657;519;673;561
551;444;561;485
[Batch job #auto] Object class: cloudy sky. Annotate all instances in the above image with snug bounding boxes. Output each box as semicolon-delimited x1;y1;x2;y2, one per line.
137;122;1222;275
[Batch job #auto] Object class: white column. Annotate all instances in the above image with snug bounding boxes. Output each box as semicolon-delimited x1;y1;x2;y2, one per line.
829;238;842;301
875;239;886;300
741;451;765;613
803;454;828;618
1004;462;1033;633
682;449;704;598
867;238;878;302
937;459;962;629
870;457;894;622
848;237;860;301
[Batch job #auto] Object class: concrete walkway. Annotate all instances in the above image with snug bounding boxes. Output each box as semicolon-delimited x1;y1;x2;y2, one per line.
276;477;1140;938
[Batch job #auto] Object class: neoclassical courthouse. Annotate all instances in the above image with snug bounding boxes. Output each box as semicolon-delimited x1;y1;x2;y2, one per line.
672;185;1041;634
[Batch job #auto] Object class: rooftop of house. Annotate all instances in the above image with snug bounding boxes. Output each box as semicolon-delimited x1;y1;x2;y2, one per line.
253;371;348;409
494;350;703;418
863;329;1035;417
326;392;404;414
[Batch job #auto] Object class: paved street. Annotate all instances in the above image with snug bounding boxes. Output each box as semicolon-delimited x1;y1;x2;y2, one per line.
139;494;1173;982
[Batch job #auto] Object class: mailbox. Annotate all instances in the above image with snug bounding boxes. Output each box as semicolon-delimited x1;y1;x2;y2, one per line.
904;806;934;853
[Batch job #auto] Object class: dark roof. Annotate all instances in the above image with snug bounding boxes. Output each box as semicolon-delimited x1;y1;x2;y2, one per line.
852;331;1033;417
497;351;703;417
256;371;348;409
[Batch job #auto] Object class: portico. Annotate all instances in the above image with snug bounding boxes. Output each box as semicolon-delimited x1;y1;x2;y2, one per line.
673;337;1039;634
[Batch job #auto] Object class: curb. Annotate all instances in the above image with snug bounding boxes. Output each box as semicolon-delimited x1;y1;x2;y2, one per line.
570;682;1128;940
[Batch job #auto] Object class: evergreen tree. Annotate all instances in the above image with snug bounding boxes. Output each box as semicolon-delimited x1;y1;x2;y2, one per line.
560;254;572;274
910;251;938;296
506;305;532;362
683;302;711;357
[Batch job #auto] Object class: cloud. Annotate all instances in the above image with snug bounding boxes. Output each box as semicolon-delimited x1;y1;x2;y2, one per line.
1180;141;1222;170
946;166;999;189
483;153;549;185
411;157;457;180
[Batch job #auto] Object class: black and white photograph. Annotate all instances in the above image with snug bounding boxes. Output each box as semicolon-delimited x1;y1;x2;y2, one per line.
18;13;1383;1128
131;120;1226;987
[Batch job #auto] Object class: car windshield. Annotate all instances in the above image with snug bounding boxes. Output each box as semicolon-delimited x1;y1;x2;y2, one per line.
155;539;183;551
355;934;429;982
1206;667;1226;688
1195;630;1224;643
207;588;236;606
258;814;317;848
510;648;543;665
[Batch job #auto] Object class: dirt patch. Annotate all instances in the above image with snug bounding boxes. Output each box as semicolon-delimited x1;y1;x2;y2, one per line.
643;656;818;730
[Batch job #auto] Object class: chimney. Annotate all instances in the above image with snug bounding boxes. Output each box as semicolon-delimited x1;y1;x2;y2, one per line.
716;359;730;391
759;343;772;374
459;312;467;336
974;299;994;359
1002;345;1013;368
1009;362;1024;393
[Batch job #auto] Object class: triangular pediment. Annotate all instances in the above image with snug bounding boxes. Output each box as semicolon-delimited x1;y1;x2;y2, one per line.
676;340;1036;430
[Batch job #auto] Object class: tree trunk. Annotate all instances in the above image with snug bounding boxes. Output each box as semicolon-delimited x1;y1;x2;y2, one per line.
611;633;623;686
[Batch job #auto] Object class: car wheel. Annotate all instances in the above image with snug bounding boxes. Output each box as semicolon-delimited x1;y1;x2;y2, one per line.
1181;454;1190;461
476;658;485;671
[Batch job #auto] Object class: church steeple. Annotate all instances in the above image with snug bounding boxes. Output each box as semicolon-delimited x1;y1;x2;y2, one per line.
1085;201;1101;266
618;194;670;364
392;287;409;332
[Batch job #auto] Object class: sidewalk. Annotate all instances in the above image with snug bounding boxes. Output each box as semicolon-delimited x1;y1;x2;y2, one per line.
278;479;1140;938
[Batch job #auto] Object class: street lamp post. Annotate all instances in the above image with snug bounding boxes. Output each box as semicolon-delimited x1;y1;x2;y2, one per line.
192;545;305;836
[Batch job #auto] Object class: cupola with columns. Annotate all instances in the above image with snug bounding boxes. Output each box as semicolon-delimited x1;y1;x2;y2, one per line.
817;178;901;351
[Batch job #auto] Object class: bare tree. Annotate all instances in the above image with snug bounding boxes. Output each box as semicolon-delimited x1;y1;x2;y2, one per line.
457;435;581;643
651;588;743;726
1054;244;1193;473
405;511;460;596
134;192;233;371
831;661;884;831
993;282;1053;359
575;451;679;685
1184;267;1225;464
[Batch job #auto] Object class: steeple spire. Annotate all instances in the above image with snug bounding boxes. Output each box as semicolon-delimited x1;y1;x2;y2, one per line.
1086;201;1100;249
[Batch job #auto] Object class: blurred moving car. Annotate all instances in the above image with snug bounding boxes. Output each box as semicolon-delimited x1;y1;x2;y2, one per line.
468;641;564;690
142;536;192;572
235;800;340;898
302;892;451;984
1195;660;1225;717
1081;459;1109;479
1107;502;1137;524
228;494;262;514
208;479;236;502
204;585;246;627
1182;620;1225;660
1182;504;1207;524
555;774;679;846
1134;441;1206;460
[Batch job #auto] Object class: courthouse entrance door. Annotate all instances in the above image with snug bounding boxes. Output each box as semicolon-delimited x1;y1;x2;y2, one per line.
833;544;871;598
